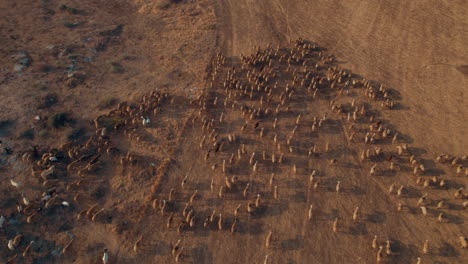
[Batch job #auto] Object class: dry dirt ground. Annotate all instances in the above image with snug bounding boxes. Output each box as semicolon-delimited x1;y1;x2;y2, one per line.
0;0;467;263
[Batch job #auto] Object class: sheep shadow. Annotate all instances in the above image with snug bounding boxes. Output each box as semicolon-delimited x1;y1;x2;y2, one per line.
366;211;386;223
266;199;289;217
281;235;305;251
237;220;264;235
348;222;368;236
438;241;460;257
192;244;213;264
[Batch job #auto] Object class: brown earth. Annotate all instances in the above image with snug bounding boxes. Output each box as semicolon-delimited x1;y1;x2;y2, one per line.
0;0;466;263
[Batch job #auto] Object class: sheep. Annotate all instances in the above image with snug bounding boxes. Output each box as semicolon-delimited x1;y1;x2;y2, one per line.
463;200;468;209
420;206;428;216
231;218;237;234
22;241;34;257
307;204;314;221
397;202;405;212
388;183;396;194
234;204;241;217
218;213;223;230
439;180;446;188
459;236;467;248
335;181;341;194
255;194;262;207
249;152;256;165
219;186;225;199
265;231;273;248
10;179;21;188
352;207;359;222
422;240;429;254
269;173;275;186
376;246;384;262
181;175;188;189
243;183;250;197
189;216;196;227
417;193;428;206
273;186;279;200
333;217;339;233
397;185;404;197
434;200;446;210
253;161;258;173
189;190;198;203
416;257;421;264
133;236;143;253
172;239;182;256
177;222;185;234
368;163;378;176
210;179;215;193
185;210;194;223
168;188;176;201
27;210;39;224
175;247;184;263
102;248;109;264
209;210;217;223
386;240;393;255
8;239;14;251
396;146;403;155
437;212;445;223
92;208;104;222
167;213;174;228
454;188;464;198
151;199;159;210
372;235;378;249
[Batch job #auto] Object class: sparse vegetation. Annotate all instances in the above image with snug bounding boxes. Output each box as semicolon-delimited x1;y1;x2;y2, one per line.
37;93;58;109
60;4;81;15
110;62;124;73
157;0;171;9
204;24;217;30
48;112;73;128
38;64;52;72
17;128;34;140
99;96;118;109
63;21;82;29
66;127;85;140
38;129;48;138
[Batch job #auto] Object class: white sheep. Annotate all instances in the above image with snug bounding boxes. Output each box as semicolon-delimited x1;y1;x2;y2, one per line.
218;213;223;230
243;183;250;197
102;248;109;264
22;241;34;257
352;207;359;222
397;185;404;197
335;181;341;193
386;240;393;255
420;206;428;216
422;240;429;254
333;217;339;233
377;246;384;262
372;235;378;249
266;231;273;248
459;236;467;248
